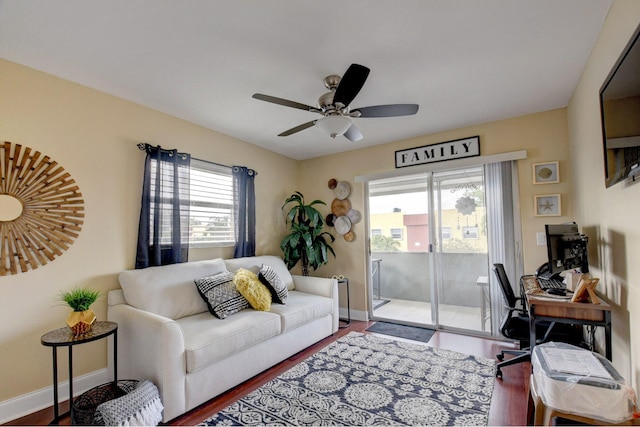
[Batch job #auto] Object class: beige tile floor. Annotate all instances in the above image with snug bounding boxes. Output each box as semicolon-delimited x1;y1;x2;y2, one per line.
373;298;490;332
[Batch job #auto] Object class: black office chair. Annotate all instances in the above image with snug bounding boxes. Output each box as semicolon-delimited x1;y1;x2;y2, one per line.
493;263;580;379
494;263;535;378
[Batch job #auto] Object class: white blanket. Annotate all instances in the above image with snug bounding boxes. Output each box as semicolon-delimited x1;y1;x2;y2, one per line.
97;380;163;426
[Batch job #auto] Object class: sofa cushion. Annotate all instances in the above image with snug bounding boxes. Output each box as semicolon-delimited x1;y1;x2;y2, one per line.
177;310;281;373
233;268;271;311
224;255;295;290
119;258;227;320
194;271;250;319
259;264;288;304
268;290;333;333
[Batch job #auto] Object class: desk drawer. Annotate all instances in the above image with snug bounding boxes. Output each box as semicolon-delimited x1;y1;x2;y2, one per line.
531;303;606;322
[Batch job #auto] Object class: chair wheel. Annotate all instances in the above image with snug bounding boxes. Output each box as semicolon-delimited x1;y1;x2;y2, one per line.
496;368;503;379
496;354;504;361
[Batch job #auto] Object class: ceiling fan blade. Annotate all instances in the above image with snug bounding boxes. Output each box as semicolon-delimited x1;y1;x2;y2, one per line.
278;120;317;137
344;124;363;142
333;64;370;107
253;93;319;113
352;104;419;118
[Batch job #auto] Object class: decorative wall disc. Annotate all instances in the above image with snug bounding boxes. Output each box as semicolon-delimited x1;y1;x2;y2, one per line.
334;215;351;235
334;181;351;200
1;141;85;275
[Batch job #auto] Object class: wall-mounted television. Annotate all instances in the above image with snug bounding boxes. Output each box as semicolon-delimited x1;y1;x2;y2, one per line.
599;23;640;188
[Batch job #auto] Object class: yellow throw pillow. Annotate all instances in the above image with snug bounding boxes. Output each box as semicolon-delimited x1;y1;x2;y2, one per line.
233;268;271;311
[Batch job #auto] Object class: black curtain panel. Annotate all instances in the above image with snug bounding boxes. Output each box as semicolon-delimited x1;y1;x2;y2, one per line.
232;166;257;258
136;144;191;268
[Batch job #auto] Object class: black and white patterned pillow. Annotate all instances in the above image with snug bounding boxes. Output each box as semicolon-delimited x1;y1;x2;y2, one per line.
194;271;249;319
258;264;288;304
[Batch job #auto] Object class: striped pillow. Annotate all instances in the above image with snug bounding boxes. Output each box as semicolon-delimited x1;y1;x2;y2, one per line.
194;271;249;319
259;264;288;304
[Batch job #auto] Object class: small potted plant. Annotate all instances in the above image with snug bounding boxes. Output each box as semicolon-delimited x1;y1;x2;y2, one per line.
59;287;101;335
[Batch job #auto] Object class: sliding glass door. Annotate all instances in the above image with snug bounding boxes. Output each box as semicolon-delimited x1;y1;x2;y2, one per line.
431;167;489;331
368;173;434;326
368;166;490;334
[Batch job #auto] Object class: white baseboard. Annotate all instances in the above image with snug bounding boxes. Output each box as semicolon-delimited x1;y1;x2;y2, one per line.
0;368;109;424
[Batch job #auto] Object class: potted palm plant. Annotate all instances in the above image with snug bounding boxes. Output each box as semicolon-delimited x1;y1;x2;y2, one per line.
59;287;101;335
281;191;335;276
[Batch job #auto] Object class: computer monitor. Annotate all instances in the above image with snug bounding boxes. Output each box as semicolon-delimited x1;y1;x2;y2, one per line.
538;222;589;280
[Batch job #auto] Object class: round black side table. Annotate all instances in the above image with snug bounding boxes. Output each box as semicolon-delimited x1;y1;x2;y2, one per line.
41;320;118;425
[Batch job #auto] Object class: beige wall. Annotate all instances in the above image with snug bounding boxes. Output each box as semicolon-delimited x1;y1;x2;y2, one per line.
298;108;573;310
0;58;298;404
567;0;640;389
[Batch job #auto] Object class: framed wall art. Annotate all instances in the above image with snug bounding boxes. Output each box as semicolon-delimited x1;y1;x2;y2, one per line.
534;194;561;217
533;161;559;184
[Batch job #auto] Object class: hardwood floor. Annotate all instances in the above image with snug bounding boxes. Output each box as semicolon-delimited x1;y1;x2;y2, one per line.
5;321;530;426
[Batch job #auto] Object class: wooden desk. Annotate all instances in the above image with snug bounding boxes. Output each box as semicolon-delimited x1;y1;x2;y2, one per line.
521;276;612;360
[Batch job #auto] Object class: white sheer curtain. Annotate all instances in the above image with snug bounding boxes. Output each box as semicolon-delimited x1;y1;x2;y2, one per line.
485;160;523;337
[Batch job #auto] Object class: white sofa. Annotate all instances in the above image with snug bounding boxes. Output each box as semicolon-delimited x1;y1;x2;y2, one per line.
107;255;338;422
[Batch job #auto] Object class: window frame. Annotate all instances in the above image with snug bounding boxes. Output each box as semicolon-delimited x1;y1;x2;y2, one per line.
390;228;404;240
441;226;452;240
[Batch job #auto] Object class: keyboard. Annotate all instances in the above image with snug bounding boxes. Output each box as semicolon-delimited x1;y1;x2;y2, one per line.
537;277;565;290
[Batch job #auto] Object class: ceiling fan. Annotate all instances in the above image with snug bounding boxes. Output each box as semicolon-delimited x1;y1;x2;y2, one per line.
252;64;419;142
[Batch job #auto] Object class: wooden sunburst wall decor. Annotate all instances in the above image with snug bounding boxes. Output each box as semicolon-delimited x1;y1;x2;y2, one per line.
0;141;85;275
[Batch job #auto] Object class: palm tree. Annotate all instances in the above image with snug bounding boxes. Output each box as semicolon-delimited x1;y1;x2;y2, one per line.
371;235;400;252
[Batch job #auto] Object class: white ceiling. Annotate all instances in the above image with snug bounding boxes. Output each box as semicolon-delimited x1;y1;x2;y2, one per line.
0;0;612;160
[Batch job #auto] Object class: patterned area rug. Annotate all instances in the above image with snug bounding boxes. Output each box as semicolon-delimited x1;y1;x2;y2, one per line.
199;332;496;426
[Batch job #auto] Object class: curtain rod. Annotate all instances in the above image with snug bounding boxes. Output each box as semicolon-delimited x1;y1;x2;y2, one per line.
137;142;228;169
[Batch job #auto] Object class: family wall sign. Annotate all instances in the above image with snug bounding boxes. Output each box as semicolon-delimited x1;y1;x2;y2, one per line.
395;136;480;168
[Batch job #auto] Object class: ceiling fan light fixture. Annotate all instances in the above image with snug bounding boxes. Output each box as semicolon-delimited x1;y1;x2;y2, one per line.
254;63;417;140
315;116;352;138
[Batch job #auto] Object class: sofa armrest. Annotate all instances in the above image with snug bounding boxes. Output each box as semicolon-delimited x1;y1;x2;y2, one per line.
107;287;127;305
292;275;336;297
292;275;339;332
107;289;186;421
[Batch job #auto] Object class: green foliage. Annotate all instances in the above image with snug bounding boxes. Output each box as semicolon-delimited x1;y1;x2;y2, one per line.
371;235;400;252
442;238;483;253
280;191;335;275
58;287;101;312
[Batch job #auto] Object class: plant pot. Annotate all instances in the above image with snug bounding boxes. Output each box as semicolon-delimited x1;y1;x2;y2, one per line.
67;309;96;335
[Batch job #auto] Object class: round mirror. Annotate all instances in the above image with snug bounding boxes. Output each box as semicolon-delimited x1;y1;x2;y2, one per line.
0;194;23;222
